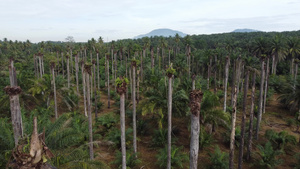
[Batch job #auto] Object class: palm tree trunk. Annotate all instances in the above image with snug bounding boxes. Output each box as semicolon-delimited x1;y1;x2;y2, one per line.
294;61;298;93
263;57;270;114
189;90;203;169
97;52;100;90
167;74;173;169
61;52;64;77
231;61;236;106
137;69;140;104
107;55;110;108
246;72;256;161
93;61;98;118
67;55;70;88
7;60;23;146
229;85;237;169
120;92;126;169
51;63;58;119
125;55;128;99
114;53;117;92
41;55;44;75
224;56;229;112
81;62;87;117
85;66;94;160
256;58;265;140
132;62;137;157
140;53;143;82
151;48;154;69
70;49;73;75
238;70;249;169
75;54;79;95
39;56;43;78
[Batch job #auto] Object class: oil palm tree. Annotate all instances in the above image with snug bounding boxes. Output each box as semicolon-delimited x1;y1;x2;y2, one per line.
116;76;129;169
189;90;203;169
270;34;286;75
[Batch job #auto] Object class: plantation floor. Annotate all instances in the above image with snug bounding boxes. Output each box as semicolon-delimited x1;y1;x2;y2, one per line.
85;88;300;169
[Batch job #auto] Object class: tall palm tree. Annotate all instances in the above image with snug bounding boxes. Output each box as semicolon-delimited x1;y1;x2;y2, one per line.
166;64;175;169
224;56;230;112
131;59;137;156
81;61;87;117
50;62;58;119
229;85;237;169
106;54;111;108
116;76;129;169
269;34;286;75
287;37;300;76
238;70;249;169
84;63;94;160
246;71;256;161
189;90;203;169
66;54;70;88
75;52;79;95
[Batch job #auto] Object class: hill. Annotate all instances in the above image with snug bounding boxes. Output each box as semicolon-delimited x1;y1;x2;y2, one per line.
232;28;261;33
134;28;187;39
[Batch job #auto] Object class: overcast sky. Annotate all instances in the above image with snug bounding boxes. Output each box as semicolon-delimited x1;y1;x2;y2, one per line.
1;0;299;43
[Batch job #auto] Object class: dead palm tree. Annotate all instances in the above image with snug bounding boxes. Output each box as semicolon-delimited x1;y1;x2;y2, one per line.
246;70;257;161
84;63;94;160
50;62;58;119
238;70;249;169
229;85;237;169
81;60;87;117
224;56;230;112
189;90;203;169
132;59;137;156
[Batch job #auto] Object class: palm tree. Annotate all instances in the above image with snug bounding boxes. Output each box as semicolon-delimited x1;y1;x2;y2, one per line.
116;76;129;169
189;90;203;169
166;64;175;169
50;62;58;119
84;63;94;160
131;59;137;156
75;52;79;95
106;53;111;108
81;60;87;117
93;59;98;118
224;56;230;112
66;54;70;88
287;37;300;76
270;34;286;75
246;71;256;161
229;85;237;169
238;70;249;169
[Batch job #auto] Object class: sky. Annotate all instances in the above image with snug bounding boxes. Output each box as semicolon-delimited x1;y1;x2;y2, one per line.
0;0;299;43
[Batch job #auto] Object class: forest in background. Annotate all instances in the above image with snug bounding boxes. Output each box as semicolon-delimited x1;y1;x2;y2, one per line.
1;30;300;169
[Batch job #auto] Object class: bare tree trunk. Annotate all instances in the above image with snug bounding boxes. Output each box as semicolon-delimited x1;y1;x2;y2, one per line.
39;55;43;78
81;62;87;117
61;52;64;77
120;92;126;169
256;58;265;140
70;49;73;75
246;72;256;161
224;56;229;112
167;74;173;169
132;61;137;157
114;52;117;92
263;57;270;114
85;65;94;160
97;52;100;90
238;70;249;169
229;85;237;169
189;88;203;169
6;59;23;146
231;60;236;106
51;63;58;119
93;61;98;118
75;54;79;95
151;48;154;69
67;55;70;88
107;55;110;108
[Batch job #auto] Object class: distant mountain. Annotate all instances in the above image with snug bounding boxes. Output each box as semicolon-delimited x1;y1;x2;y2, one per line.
232;29;261;33
134;28;187;39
